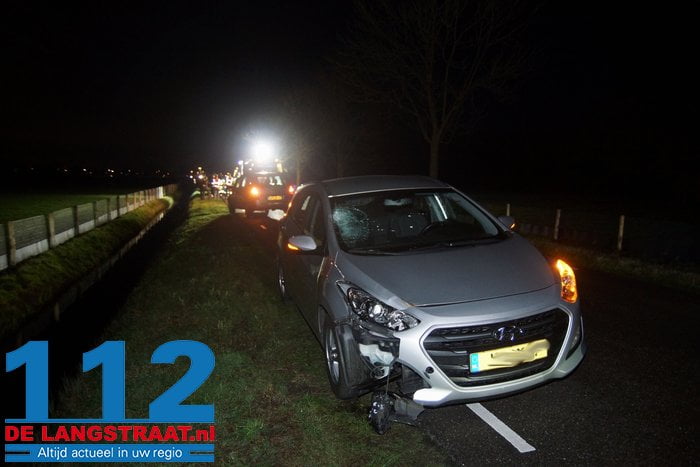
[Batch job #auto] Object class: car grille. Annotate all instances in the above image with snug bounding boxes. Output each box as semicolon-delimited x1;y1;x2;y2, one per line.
422;309;569;387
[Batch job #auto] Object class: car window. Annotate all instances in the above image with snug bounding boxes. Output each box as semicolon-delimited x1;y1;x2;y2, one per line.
330;189;501;252
307;198;326;245
254;175;284;186
289;192;325;245
290;193;313;227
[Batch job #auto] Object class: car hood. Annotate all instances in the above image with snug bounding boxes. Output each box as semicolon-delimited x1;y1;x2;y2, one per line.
336;235;556;306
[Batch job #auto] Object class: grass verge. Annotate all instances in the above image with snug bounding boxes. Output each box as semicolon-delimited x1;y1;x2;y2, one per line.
529;236;700;294
0;198;172;336
54;198;449;466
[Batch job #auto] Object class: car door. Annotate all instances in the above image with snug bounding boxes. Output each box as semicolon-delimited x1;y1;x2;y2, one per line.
283;191;327;323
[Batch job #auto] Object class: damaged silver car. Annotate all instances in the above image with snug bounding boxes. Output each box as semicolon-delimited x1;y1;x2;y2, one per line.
277;175;585;433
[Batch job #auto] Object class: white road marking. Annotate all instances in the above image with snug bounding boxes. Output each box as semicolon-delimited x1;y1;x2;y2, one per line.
466;403;536;453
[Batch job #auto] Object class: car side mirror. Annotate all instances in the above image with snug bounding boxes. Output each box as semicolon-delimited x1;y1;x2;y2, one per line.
287;235;318;252
497;215;516;230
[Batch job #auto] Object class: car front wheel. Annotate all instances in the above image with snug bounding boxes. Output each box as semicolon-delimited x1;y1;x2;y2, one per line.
323;319;357;400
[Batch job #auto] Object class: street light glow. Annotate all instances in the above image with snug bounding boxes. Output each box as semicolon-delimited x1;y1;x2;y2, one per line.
251;140;276;164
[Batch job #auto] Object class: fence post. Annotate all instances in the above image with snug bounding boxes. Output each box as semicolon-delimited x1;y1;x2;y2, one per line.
46;212;56;248
554;208;561;241
106;197;112;221
506;203;511;216
116;195;121;218
6;221;17;266
72;205;79;236
617;215;625;253
92;200;98;228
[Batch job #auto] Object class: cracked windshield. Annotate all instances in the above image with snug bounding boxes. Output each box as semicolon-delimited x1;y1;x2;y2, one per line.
331;189;501;253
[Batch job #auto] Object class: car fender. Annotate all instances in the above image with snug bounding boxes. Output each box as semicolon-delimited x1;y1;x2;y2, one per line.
317;254;348;325
318;308;374;394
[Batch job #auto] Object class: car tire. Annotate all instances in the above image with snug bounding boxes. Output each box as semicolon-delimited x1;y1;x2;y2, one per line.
323;318;358;400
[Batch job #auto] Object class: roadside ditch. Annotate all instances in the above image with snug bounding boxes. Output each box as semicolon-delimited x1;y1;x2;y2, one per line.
2;186;193;419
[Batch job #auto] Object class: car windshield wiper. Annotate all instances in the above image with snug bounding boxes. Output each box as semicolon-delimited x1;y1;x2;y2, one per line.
347;236;501;254
444;236;502;247
405;236;502;251
346;247;402;256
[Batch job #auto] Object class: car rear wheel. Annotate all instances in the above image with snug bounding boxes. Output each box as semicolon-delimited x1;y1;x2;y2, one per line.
323;319;357;400
277;258;289;302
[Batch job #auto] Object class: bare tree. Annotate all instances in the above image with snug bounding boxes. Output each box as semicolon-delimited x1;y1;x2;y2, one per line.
335;0;531;177
278;89;321;185
277;81;373;183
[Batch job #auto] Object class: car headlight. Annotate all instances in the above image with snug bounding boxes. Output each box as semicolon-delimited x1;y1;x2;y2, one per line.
555;259;578;303
337;282;419;332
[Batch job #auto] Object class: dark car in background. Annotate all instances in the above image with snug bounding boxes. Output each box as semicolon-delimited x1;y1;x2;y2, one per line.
227;171;295;217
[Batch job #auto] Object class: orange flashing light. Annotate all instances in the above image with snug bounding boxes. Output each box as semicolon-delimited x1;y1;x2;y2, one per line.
555;259;578;303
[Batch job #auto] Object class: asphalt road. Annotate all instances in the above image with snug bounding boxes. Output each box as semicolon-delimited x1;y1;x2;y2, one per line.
238;209;700;466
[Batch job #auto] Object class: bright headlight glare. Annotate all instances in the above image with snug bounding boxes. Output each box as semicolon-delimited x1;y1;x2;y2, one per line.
555;259;578;303
251;140;276;164
338;282;419;331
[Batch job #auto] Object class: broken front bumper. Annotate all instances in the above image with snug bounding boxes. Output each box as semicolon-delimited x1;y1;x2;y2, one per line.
356;286;586;407
400;302;585;406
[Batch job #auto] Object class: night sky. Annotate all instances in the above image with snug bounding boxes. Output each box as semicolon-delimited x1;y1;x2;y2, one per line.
3;1;696;203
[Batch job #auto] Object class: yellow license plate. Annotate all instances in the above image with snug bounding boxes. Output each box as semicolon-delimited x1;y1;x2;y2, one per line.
268;195;283;201
470;339;550;373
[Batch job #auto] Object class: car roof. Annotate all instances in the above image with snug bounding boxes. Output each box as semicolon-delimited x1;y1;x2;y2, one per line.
320;175;448;197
